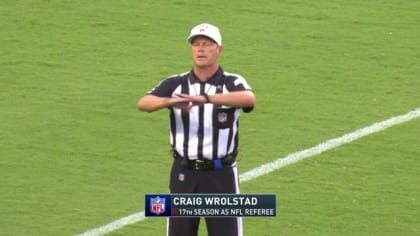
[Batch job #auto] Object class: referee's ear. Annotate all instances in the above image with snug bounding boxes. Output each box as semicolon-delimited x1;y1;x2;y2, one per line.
242;106;254;113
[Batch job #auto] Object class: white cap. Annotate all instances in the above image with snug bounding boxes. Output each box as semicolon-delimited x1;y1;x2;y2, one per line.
187;23;222;46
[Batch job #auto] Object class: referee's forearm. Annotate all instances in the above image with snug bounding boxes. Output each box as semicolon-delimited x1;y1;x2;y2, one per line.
208;91;256;108
137;95;170;112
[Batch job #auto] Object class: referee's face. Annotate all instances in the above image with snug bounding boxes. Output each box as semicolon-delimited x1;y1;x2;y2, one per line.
190;36;222;69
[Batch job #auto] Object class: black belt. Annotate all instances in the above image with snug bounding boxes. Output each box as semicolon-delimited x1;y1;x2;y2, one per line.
172;151;237;171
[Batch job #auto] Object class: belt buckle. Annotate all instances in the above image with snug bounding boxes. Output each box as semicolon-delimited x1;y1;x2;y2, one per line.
194;159;205;170
195;159;205;170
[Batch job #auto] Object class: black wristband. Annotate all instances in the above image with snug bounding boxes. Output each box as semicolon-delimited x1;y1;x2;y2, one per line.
203;94;211;103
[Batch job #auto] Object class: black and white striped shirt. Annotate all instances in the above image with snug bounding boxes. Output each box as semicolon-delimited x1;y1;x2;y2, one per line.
148;67;253;161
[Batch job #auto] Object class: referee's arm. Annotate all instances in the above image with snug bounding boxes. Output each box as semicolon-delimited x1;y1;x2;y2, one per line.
137;95;189;112
178;90;256;108
206;90;256;108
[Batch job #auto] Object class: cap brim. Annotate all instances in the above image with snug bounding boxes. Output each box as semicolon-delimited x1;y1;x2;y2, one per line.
188;34;219;45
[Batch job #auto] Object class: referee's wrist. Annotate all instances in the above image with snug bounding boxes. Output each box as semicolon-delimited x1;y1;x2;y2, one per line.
203;94;211;103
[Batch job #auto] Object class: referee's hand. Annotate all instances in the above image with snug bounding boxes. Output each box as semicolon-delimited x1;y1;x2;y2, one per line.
170;96;193;111
175;94;207;106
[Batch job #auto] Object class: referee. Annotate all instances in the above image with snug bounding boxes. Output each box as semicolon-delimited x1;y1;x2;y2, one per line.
137;23;256;236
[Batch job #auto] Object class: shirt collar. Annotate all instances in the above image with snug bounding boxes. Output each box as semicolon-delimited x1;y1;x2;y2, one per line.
189;66;224;85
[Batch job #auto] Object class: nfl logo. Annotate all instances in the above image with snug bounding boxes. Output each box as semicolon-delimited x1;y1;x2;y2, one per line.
178;173;185;182
199;24;208;32
150;196;166;215
218;112;228;123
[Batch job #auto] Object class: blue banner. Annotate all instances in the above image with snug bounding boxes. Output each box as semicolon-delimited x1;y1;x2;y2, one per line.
145;194;276;217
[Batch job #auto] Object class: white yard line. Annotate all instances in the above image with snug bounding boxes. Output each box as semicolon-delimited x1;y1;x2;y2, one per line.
76;107;420;236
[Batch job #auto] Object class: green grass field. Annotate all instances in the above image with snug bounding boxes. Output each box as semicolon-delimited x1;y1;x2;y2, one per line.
1;0;419;235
